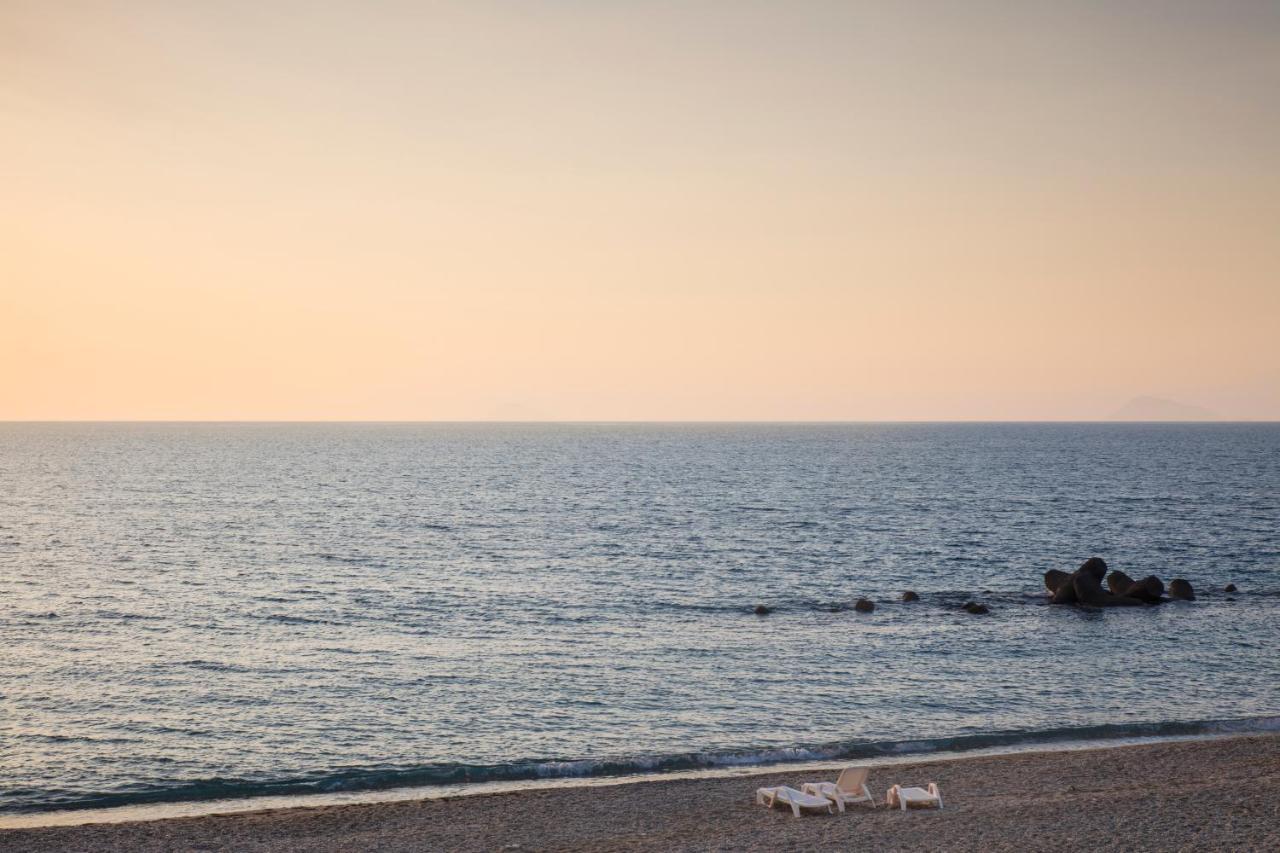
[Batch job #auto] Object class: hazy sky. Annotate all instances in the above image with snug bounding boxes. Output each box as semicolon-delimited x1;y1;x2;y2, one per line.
3;1;1278;420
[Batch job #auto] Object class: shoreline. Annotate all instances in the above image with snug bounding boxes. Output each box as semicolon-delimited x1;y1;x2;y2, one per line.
3;733;1278;851
5;712;1274;824
6;714;1277;829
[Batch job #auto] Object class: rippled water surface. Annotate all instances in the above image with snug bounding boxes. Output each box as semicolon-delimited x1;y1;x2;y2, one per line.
2;423;1278;813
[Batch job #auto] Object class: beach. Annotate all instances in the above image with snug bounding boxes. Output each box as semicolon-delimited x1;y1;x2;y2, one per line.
4;734;1278;852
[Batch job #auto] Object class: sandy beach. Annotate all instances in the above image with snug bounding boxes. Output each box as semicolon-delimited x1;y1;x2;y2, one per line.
4;735;1278;852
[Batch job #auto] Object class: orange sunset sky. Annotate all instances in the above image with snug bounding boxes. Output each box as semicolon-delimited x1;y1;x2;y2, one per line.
3;1;1278;421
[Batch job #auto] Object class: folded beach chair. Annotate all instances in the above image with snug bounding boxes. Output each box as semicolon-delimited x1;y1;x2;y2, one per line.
886;782;943;811
755;785;835;817
800;766;876;812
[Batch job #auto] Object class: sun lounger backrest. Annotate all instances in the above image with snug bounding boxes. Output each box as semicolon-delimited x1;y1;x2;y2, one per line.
836;767;869;791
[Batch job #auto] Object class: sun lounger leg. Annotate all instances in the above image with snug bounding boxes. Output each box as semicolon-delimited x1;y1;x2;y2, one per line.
791;800;801;818
863;784;874;807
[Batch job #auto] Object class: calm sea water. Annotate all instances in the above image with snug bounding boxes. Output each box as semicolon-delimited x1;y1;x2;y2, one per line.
2;423;1279;815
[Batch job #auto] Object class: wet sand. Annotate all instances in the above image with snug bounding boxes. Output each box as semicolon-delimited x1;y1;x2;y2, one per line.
3;734;1278;852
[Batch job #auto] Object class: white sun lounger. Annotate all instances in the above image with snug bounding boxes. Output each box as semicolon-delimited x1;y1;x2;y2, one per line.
886;782;943;810
755;785;835;817
801;766;877;812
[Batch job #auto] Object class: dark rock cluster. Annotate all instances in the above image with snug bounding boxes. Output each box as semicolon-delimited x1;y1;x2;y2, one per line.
1045;557;1195;606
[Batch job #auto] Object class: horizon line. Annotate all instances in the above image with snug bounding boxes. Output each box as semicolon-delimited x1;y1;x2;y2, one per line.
2;419;1276;425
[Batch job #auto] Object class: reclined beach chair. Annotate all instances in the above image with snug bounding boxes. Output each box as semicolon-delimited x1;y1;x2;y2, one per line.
886;782;943;810
755;785;835;817
800;766;876;812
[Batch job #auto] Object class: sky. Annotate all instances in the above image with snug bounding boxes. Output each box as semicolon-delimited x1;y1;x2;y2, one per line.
2;0;1278;420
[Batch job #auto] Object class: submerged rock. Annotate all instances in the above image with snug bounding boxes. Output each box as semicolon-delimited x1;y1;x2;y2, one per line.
753;604;772;616
1168;579;1195;601
854;598;875;613
1224;583;1238;593
961;601;989;615
901;590;920;602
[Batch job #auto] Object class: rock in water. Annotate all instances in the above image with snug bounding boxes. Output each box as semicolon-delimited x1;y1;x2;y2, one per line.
753;604;772;615
1044;569;1070;595
901;590;920;602
1125;575;1165;604
1078;557;1108;583
1224;583;1237;593
1106;570;1135;596
1073;570;1143;606
962;601;989;615
854;598;875;613
1046;568;1084;604
1045;559;1174;608
1050;575;1080;604
1168;579;1195;601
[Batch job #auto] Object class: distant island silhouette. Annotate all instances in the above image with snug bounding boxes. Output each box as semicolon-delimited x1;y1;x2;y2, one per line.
1108;396;1217;421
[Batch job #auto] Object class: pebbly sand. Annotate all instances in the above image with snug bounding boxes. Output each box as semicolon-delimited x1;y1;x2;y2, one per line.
3;735;1278;852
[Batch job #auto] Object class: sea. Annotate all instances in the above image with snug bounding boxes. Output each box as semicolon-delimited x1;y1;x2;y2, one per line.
2;422;1278;822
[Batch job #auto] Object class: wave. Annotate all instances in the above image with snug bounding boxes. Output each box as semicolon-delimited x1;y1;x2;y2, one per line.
7;715;1279;816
